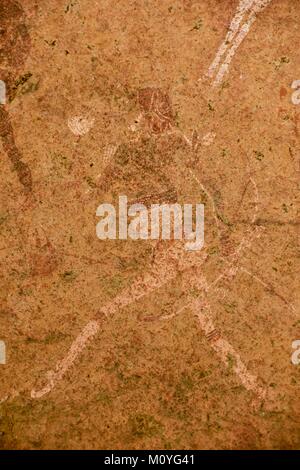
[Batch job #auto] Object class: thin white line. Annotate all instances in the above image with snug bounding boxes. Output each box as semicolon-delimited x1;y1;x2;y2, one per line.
192;297;266;400
31;320;100;399
207;0;255;79
207;0;273;87
30;242;202;398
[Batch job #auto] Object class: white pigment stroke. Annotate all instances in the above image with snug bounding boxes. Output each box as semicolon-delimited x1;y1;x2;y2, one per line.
31;321;99;398
192;298;266;400
207;0;273;87
207;0;255;78
30;178;261;399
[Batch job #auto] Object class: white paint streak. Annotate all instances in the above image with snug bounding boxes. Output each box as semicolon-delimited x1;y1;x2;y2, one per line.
202;132;216;146
29;165;270;403
84;144;118;195
193;298;266;400
207;0;255;78
31;320;99;398
67;116;95;136
130;112;143;132
189;169;221;240
0;396;9;405
0;390;20;405
31;243;204;398
240;267;295;313
103;144;118;161
291;80;300;105
214;15;256;86
207;0;273;87
159;175;266;401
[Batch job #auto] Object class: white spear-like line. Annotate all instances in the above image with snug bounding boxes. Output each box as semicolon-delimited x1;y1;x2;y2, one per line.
207;0;273;87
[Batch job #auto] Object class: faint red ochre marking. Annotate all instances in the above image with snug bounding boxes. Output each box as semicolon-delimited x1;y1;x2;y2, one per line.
280;86;287;99
138;88;174;134
29;232;58;277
